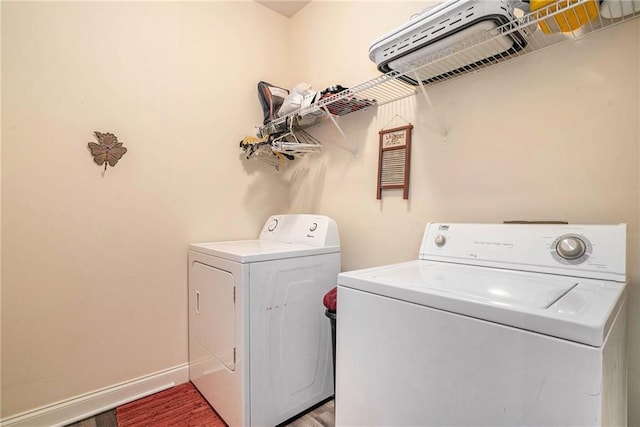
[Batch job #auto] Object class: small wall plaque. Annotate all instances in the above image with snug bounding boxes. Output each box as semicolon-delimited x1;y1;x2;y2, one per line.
377;124;413;200
88;131;127;173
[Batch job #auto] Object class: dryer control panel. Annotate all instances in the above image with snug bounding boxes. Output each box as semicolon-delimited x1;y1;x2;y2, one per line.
259;214;340;248
420;222;627;282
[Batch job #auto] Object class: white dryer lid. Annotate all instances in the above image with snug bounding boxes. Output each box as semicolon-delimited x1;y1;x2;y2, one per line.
338;260;626;347
189;239;339;263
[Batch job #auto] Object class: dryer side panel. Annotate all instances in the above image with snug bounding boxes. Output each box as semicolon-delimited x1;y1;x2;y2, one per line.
249;252;339;427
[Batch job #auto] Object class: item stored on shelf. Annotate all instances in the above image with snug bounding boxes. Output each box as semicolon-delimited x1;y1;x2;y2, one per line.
600;0;640;18
271;128;322;157
531;0;598;33
239;134;294;171
368;0;531;85
257;81;289;125
278;83;315;116
328;97;376;116
320;85;376;116
278;83;326;127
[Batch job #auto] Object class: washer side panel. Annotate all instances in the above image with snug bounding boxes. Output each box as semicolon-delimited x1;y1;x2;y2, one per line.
336;286;603;426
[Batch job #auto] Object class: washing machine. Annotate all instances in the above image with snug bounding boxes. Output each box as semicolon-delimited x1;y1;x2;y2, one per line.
188;214;340;427
336;222;627;426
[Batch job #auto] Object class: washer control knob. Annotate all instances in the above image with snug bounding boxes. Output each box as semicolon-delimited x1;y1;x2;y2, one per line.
267;219;278;232
434;235;446;247
556;237;586;260
309;222;318;232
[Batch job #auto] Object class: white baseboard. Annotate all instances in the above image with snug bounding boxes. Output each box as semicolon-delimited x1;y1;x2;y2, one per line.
1;363;189;427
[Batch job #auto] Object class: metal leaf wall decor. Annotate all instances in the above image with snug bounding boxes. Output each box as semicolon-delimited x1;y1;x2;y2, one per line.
88;131;127;172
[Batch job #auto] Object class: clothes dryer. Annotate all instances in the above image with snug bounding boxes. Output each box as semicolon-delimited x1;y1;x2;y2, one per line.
337;222;627;426
189;214;339;427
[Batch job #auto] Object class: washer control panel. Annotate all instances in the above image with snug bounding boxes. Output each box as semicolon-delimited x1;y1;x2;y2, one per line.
552;234;591;264
434;235;446;247
420;222;627;281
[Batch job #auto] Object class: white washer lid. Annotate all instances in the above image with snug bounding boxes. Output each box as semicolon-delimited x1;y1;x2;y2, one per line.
365;261;577;309
338;260;626;347
189;239;339;263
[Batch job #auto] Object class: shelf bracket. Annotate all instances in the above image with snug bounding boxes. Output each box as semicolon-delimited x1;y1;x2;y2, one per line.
322;106;358;159
414;72;447;143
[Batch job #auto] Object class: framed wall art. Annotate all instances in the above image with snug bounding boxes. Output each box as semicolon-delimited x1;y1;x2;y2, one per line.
376;124;413;200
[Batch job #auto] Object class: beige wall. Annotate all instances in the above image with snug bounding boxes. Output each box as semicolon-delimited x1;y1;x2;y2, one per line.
289;1;640;424
1;1;291;417
2;0;639;423
1;0;4;414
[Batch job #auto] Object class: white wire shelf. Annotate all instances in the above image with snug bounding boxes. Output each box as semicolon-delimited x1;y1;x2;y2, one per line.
258;72;417;138
256;0;639;142
394;0;640;86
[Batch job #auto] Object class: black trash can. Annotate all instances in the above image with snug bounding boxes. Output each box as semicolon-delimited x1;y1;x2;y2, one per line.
324;309;337;385
323;286;338;388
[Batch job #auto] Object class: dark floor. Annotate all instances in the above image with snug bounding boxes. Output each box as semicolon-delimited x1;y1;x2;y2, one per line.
66;398;334;427
66;410;117;427
285;399;334;427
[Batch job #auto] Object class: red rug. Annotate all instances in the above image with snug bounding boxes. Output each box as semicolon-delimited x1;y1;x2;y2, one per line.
116;382;227;427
